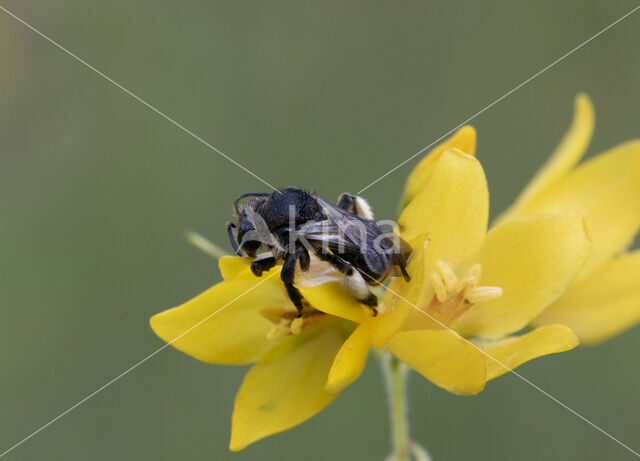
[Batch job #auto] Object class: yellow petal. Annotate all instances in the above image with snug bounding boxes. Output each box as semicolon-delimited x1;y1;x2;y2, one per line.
532;251;640;344
325;321;372;394
386;329;486;395
476;325;578;380
299;282;368;323
218;256;256;280
230;325;344;451
150;276;289;364
374;235;429;347
399;149;488;271
456;215;591;338
503;140;640;278
497;93;594;223
400;126;477;209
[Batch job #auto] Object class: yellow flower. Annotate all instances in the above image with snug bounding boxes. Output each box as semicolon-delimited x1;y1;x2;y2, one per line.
151;101;633;450
497;94;640;344
375;135;592;394
150;256;374;451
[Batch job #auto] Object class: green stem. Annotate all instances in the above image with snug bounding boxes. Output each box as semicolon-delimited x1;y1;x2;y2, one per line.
379;351;432;461
380;351;411;461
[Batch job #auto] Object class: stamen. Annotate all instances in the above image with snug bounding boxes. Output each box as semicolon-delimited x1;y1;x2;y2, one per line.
463;284;475;300
262;305;330;339
466;286;503;304
466;263;482;280
266;324;290;340
455;276;477;294
290;317;304;335
422;260;503;328
430;271;448;302
436;261;458;292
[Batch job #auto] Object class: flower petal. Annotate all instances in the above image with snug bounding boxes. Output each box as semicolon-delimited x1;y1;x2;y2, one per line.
386;329;486;395
502;140;640;278
218;256;258;280
150;275;289;364
325;321;372;394
456;215;591;338
299;282;368;323
375;235;430;347
230;325;344;451
398;149;488;271
497;93;594;223
400;126;476;209
532;251;640;344
476;325;578;380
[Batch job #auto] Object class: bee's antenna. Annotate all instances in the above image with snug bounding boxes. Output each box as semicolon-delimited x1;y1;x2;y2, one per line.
233;192;270;214
226;222;242;256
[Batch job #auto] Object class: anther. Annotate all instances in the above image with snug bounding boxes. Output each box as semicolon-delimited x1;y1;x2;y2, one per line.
436;261;458;292
430;271;448;302
266;324;290;340
466;286;503;304
466;263;482;280
455;276;477;294
290;317;304;335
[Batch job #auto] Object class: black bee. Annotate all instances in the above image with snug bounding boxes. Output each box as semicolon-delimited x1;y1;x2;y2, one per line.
226;187;411;317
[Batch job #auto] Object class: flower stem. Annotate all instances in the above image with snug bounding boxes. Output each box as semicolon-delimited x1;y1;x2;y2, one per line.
380;351;410;460
379;351;432;461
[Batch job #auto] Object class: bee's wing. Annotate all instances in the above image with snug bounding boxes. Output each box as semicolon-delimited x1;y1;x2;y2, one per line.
317;197;413;279
296;220;359;251
316;198;400;276
315;198;371;241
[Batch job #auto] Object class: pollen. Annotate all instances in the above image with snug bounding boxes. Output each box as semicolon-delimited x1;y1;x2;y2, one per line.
261;305;328;340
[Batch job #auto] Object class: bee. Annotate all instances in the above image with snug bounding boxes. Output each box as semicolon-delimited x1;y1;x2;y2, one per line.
226;187;411;317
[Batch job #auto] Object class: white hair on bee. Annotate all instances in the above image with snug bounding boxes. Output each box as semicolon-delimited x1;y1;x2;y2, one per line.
341;269;371;300
353;196;374;220
295;254;343;287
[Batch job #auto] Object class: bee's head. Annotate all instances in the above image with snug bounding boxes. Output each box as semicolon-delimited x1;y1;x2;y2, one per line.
230;196;268;257
236;211;261;257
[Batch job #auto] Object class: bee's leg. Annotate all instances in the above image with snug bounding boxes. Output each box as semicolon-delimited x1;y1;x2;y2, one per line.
281;246;307;317
313;248;378;316
299;247;311;271
313;248;353;275
250;255;277;276
358;292;379;316
341;269;379;316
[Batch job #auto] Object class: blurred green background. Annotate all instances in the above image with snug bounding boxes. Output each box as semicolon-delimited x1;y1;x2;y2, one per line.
1;1;639;460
